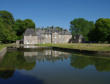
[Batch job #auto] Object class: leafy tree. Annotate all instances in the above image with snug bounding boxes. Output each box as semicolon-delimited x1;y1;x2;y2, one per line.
0;10;36;43
0;10;17;43
70;18;95;41
0;10;15;25
13;19;25;39
14;19;35;39
24;19;35;28
0;17;17;43
88;18;110;43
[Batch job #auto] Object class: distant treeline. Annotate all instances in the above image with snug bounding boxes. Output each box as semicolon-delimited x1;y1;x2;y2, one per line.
70;18;110;43
0;10;110;43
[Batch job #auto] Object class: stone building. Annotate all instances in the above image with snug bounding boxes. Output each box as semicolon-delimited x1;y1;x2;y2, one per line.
24;28;72;44
73;34;84;43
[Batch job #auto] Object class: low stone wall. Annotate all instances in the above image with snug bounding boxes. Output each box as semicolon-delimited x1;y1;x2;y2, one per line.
0;47;7;57
52;47;110;57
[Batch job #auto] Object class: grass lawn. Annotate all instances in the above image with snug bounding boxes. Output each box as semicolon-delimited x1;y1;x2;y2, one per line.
0;44;14;51
36;43;110;52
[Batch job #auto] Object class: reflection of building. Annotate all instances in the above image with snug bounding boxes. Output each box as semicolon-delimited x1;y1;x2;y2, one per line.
24;45;38;48
0;48;7;62
24;52;38;57
24;28;72;44
24;50;71;62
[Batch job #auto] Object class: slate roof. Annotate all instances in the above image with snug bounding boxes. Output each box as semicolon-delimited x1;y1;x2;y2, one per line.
24;28;71;36
36;29;71;35
24;28;36;36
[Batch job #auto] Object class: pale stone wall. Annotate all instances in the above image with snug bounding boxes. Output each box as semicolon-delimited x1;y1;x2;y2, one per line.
52;32;59;44
63;35;72;43
51;34;72;44
43;34;51;44
24;33;72;44
24;36;38;44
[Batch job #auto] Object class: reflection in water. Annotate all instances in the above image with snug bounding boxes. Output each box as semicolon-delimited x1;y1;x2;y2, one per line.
24;45;39;48
0;51;36;79
0;49;110;84
70;54;110;72
0;51;36;70
24;50;70;62
0;49;71;79
0;70;14;79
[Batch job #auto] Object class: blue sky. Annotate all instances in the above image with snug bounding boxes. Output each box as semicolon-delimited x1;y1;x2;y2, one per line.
0;0;110;29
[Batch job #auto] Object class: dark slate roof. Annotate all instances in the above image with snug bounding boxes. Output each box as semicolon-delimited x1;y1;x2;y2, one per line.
24;28;36;36
36;29;71;35
24;28;71;36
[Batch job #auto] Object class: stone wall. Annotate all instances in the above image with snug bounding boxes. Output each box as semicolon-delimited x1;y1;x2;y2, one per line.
24;36;38;44
24;33;72;44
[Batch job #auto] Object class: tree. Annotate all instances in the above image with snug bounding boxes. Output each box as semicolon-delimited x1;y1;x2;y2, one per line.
88;18;110;43
0;10;17;43
14;19;36;39
13;19;25;39
70;18;95;41
0;10;15;25
0;10;36;42
24;19;35;28
0;18;17;43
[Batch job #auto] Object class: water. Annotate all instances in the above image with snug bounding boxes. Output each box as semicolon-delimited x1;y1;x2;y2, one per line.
0;48;110;84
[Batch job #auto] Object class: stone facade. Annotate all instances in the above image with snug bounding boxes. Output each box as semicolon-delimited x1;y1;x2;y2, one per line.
73;34;84;43
24;28;72;44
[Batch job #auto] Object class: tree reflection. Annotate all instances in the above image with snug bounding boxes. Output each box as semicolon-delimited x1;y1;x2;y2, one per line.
0;51;36;79
70;54;110;72
0;70;14;79
0;51;36;70
0;49;71;79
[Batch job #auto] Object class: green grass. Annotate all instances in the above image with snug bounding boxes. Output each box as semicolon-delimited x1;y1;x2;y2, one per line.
36;43;110;52
0;44;14;51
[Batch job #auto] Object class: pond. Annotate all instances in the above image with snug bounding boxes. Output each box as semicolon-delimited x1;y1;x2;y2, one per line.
0;47;110;84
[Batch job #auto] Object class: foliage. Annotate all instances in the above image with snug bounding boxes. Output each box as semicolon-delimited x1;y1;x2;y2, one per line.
0;11;17;43
70;18;95;41
14;19;35;39
0;10;36;42
0;10;15;25
88;18;110;43
24;19;35;28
